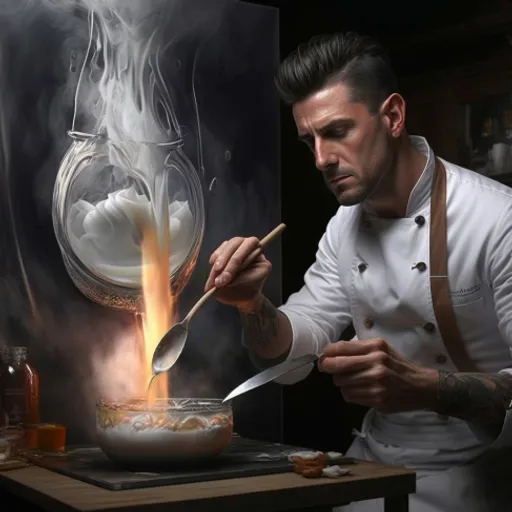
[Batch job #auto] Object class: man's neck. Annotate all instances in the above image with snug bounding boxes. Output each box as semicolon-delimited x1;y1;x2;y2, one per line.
365;137;427;218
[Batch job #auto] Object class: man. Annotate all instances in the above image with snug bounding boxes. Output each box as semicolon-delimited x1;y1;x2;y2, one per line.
205;32;512;511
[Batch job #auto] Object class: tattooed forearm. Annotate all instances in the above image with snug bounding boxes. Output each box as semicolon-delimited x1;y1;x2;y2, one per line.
240;296;292;359
241;296;278;349
435;371;512;438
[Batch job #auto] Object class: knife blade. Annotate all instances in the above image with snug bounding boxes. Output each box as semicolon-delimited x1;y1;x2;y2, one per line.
222;353;319;402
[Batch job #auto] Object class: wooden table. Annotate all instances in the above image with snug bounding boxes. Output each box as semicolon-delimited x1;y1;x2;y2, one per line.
0;460;416;511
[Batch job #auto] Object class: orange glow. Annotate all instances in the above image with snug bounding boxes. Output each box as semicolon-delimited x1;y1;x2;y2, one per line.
139;214;175;403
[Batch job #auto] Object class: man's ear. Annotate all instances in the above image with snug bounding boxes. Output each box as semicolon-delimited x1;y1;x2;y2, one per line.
379;93;406;138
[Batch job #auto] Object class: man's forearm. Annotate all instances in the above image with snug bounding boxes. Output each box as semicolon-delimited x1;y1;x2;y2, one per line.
240;295;293;360
434;371;512;438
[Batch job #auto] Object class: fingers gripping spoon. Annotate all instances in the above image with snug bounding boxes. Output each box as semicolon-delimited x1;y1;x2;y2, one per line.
150;223;287;383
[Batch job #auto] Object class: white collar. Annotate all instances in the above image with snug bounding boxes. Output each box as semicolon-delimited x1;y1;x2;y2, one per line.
405;135;435;217
362;135;435;218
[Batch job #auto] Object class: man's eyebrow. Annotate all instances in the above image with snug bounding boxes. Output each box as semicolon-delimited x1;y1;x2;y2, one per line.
298;119;355;141
318;119;354;134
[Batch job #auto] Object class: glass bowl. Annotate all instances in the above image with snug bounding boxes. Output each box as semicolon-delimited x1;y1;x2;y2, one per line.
96;398;233;468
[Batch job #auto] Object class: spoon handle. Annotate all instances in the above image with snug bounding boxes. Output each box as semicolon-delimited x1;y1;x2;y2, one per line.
183;223;286;322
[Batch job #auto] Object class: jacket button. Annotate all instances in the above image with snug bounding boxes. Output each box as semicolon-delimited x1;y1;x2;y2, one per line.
423;322;436;333
358;263;367;273
415;215;425;226
364;318;374;329
414;262;427;272
436;354;447;364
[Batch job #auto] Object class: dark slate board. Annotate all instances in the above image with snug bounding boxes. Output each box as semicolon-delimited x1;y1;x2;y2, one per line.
28;436;312;491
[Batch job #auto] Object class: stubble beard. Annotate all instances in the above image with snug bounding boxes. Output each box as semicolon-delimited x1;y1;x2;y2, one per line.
333;180;371;207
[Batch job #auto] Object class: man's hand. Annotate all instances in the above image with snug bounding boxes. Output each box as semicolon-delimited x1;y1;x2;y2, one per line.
318;338;439;413
205;236;271;312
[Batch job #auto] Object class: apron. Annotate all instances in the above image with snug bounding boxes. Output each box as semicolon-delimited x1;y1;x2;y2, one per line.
335;159;512;512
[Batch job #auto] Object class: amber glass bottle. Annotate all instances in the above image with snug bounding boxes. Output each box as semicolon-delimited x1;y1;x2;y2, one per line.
1;347;40;428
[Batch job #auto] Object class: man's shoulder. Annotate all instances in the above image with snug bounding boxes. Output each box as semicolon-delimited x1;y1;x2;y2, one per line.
444;159;512;206
443;159;512;227
317;204;360;255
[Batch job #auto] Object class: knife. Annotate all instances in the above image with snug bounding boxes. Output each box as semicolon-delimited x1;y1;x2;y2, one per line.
222;353;319;402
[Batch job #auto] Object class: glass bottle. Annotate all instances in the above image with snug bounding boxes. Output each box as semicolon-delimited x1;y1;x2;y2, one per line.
51;8;205;313
1;347;40;428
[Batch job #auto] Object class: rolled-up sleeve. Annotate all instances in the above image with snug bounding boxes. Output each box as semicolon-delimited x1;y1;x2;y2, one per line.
274;212;352;384
483;201;512;448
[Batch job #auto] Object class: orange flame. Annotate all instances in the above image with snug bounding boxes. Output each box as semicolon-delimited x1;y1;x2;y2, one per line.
139;214;175;403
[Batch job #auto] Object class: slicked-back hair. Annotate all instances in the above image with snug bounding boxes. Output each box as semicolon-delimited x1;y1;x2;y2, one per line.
275;32;398;115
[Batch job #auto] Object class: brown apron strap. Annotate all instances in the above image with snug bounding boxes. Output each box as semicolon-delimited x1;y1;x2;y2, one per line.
429;158;479;373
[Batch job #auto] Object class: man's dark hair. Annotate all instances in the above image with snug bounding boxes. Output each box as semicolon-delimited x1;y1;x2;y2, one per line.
274;32;398;114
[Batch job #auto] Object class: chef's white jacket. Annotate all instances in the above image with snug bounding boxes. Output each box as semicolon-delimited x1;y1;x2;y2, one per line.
275;136;512;511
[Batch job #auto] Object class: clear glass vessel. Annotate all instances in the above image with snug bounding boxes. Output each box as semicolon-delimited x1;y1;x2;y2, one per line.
96;398;233;467
52;135;204;311
51;8;205;312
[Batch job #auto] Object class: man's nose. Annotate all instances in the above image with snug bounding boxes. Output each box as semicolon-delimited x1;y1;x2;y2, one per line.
314;140;337;171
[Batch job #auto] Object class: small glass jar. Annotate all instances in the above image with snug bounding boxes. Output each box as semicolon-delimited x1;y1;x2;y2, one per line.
37;423;67;453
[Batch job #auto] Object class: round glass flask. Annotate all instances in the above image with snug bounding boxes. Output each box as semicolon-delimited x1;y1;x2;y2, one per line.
52;132;205;312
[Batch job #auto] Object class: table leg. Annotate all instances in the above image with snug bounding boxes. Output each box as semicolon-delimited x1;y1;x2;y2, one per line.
384;494;409;512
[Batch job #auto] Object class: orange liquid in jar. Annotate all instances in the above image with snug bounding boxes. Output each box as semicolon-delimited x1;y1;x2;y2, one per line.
37;424;66;453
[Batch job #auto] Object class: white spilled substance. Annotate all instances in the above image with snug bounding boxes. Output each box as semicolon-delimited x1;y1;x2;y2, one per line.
322;465;351;478
288;450;323;461
67;185;194;287
326;451;344;460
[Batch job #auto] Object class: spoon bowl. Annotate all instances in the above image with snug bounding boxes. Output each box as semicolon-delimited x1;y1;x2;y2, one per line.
151;223;286;379
152;322;188;374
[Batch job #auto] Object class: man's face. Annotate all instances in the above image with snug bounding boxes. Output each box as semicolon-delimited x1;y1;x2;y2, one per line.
292;82;403;206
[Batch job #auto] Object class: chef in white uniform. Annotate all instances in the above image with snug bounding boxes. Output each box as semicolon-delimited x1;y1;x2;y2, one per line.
205;31;512;511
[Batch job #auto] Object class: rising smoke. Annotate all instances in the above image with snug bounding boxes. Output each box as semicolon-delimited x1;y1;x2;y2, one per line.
0;0;281;441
